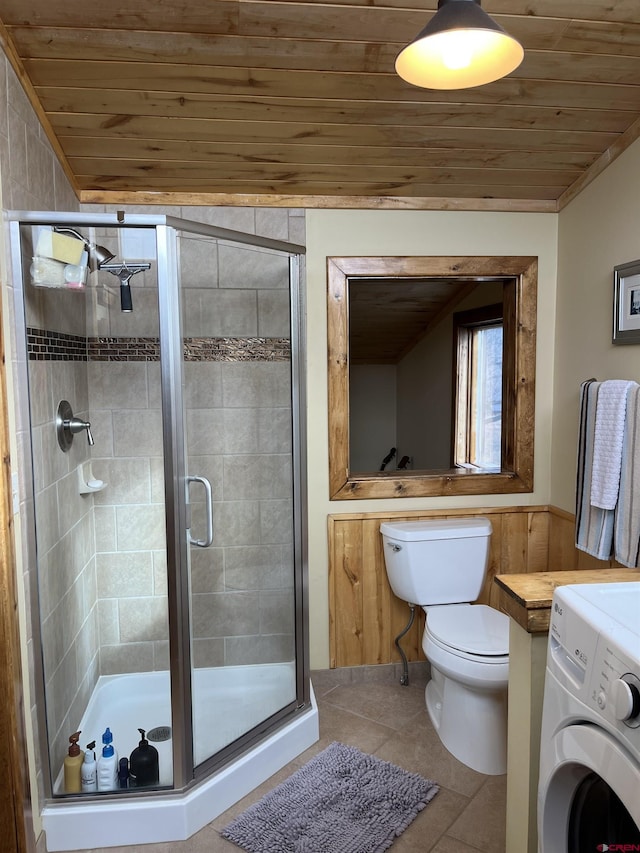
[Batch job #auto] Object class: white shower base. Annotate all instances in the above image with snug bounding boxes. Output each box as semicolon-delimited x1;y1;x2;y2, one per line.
43;664;318;851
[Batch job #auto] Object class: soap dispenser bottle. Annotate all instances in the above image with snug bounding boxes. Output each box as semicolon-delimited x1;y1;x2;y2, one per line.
97;727;118;791
81;741;97;793
129;728;159;787
63;731;83;793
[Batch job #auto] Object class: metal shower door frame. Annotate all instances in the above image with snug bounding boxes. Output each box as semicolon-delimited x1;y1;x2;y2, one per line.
8;210;309;798
157;220;310;787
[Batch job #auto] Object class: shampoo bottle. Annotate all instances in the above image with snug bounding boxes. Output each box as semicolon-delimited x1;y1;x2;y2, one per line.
63;731;83;793
97;727;118;791
81;741;97;793
129;728;159;787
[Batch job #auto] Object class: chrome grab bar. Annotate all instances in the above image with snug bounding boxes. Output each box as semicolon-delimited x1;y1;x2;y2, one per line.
186;475;214;547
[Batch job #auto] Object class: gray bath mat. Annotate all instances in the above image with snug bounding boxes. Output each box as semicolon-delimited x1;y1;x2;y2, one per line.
220;741;439;853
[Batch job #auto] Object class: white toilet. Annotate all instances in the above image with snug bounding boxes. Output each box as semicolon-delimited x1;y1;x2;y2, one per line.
380;517;509;776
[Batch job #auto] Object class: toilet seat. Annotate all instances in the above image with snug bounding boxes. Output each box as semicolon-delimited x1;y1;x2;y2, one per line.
423;627;509;691
425;603;509;657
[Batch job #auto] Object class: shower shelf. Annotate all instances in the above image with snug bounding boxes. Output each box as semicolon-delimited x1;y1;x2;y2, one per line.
78;463;106;494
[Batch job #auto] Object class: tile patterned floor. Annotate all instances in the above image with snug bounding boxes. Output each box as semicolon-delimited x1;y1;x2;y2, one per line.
50;665;506;853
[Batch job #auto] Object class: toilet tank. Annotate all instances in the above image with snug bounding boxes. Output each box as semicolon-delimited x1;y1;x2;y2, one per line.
380;517;492;605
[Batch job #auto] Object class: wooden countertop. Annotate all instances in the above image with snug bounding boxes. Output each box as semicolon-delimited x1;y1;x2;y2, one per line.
494;569;640;633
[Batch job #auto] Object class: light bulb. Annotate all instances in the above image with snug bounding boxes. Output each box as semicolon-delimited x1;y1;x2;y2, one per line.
439;31;475;70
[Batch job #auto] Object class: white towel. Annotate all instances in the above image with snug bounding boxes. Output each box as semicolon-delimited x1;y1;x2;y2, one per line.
591;380;636;509
576;380;615;560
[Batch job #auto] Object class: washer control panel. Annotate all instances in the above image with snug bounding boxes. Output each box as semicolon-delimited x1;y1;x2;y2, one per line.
610;673;640;726
592;649;640;730
548;582;640;758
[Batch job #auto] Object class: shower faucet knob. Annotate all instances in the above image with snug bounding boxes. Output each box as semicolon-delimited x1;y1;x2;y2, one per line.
56;400;95;451
66;417;95;446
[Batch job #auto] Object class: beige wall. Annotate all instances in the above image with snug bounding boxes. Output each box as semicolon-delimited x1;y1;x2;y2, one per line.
552;138;640;513
305;209;559;668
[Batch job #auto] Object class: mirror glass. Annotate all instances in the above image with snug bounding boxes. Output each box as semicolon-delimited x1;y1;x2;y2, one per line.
349;277;508;473
327;256;537;500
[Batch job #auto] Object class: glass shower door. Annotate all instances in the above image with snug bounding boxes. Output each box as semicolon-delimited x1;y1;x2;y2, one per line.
14;218;175;795
174;226;301;770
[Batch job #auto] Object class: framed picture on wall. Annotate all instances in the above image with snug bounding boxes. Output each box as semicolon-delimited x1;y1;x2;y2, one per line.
613;259;640;344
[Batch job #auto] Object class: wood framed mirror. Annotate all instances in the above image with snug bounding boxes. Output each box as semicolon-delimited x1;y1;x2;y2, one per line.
327;255;537;500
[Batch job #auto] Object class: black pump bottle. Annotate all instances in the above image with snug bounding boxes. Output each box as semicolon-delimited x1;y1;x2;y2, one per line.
129;728;159;787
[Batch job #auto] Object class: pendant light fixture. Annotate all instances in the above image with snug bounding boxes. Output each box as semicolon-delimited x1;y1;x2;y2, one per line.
395;0;524;90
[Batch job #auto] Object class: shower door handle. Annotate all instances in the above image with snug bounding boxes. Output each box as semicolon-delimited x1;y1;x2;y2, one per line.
186;475;214;547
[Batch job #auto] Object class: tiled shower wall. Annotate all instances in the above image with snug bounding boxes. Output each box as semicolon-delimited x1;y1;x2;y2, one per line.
86;225;299;674
25;285;99;785
180;233;297;668
89;354;169;675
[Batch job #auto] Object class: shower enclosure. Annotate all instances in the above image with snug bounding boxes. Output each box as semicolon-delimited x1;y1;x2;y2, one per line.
9;211;316;849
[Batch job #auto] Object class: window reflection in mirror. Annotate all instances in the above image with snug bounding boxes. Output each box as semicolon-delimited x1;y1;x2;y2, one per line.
327;256;537;500
453;302;504;471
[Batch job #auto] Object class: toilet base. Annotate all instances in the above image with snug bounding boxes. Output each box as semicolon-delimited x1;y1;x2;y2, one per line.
425;665;507;776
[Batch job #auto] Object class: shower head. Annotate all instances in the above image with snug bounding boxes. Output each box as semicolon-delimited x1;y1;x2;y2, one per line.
100;262;151;313
93;243;116;268
53;226;115;271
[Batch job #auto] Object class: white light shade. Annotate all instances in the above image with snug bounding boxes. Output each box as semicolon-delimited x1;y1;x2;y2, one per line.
395;0;524;90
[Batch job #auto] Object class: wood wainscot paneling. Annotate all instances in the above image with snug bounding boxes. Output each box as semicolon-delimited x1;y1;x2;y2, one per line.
328;514;425;670
328;505;596;669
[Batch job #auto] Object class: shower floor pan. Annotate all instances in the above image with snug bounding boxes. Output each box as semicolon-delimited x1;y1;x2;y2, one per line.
43;663;318;851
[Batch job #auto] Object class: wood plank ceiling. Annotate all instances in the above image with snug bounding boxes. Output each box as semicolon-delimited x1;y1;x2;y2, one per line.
0;1;639;210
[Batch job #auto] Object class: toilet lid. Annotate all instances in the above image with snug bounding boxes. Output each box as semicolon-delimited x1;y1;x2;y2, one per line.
426;604;509;656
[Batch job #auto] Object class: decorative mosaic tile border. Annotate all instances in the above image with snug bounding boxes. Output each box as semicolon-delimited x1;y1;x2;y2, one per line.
88;337;160;362
27;328;87;361
28;330;291;362
184;337;290;362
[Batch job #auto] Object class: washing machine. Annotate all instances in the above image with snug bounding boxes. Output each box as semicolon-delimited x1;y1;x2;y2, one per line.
537;582;640;853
